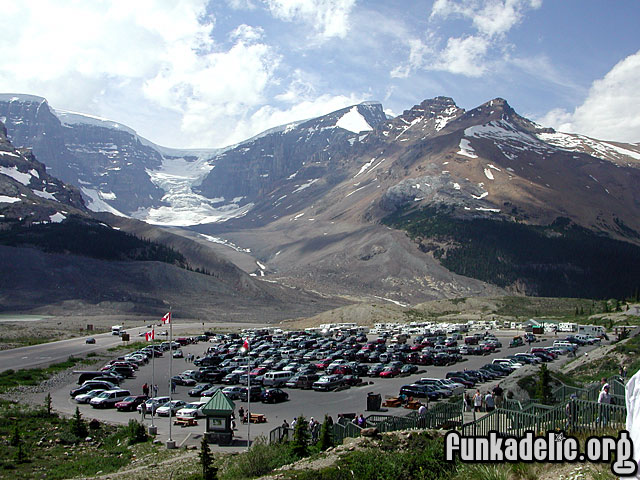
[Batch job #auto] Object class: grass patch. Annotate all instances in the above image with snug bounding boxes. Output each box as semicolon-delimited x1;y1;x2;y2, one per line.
218;436;297;480
0;399;153;479
0;355;97;393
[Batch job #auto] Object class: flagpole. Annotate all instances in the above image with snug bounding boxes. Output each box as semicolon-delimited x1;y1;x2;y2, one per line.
247;349;251;450
167;306;174;449
149;327;157;435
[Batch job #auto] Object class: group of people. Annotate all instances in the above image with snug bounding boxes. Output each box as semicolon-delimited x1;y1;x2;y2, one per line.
282;415;334;443
141;382;158;398
184;353;196;363
465;385;503;413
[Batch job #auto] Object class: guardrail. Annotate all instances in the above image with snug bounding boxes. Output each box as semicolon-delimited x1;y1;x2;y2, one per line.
267;377;628;446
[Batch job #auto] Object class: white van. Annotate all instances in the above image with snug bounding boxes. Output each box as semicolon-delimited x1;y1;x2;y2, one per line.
90;389;130;408
262;370;293;387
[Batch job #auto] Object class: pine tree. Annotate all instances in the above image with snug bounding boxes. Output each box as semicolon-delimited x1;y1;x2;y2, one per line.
45;392;52;416
318;414;334;451
291;415;310;458
535;364;553;405
71;406;87;438
199;437;217;480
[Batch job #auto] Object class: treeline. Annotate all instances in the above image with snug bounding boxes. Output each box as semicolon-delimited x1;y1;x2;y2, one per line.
382;206;640;299
0;216;188;267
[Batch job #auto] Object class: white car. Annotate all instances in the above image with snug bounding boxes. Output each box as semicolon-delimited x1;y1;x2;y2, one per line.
221;386;244;399
137;396;170;414
75;389;106;404
436;379;465;395
155;400;187;416
176;401;207;419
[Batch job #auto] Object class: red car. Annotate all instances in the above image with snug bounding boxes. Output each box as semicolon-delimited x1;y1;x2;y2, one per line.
115;395;148;412
379;366;401;378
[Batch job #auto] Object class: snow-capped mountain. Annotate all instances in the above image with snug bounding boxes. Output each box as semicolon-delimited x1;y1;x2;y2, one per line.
0;95;388;228
0;120;87;226
2;92;640;303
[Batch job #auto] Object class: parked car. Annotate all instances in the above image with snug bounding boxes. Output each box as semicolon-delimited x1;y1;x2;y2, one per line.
156;400;187;416
90;389;131;408
188;383;213;397
399;384;440;401
312;375;344;391
74;389;106;404
221;386;244;400
176;401;207;419
260;388;289;403
239;385;264;402
115;395;148;412
171;375;196;387
137;396;170;414
70;380;116;398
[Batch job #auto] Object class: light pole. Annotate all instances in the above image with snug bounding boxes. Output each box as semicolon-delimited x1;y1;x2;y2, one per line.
166;307;175;449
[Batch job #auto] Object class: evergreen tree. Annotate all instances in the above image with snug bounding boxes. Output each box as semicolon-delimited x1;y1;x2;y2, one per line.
291;415;310;458
535;364;553;405
318;414;334;451
199;437;217;480
71;406;87;438
45;392;52;416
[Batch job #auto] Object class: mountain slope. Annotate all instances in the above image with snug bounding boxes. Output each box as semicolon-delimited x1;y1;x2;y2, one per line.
0;122;346;318
197;97;640;300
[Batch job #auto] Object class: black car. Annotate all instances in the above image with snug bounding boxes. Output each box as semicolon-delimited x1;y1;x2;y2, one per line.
399;384;440;401
188;383;213;397
171;375;197;387
85;337;96;344
70;380;116;397
260;388;289;403
239;386;264;402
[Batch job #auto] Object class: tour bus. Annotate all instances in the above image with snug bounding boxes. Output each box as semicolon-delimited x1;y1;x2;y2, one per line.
262;370;293;387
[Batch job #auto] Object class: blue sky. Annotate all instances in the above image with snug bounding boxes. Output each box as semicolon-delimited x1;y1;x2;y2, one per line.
0;0;638;148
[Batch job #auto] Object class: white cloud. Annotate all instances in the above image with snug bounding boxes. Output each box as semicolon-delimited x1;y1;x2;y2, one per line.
264;0;356;41
539;50;640;143
435;36;490;77
431;0;541;37
392;0;540;78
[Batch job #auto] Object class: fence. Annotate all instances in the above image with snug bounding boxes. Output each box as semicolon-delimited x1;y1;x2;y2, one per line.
268;378;628;445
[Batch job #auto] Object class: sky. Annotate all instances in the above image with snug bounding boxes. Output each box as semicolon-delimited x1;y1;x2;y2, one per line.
0;0;639;149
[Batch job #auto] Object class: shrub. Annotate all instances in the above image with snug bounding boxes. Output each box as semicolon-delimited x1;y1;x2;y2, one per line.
291;415;310;458
219;436;296;479
126;419;148;445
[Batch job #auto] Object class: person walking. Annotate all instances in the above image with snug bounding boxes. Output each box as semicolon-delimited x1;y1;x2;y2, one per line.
141;401;147;420
598;384;612;427
484;391;495;412
171;380;176;394
153;384;158;397
492;384;504;408
473;390;483;412
142;383;149;397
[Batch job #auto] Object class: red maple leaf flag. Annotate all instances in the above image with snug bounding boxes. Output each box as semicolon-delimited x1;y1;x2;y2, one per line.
145;329;155;341
162;312;171;324
242;338;250;352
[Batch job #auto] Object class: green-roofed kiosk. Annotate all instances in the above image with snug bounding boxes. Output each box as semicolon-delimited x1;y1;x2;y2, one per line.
202;390;235;445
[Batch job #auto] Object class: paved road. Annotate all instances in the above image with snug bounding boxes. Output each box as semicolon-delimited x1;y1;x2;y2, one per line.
0;321;266;373
50;331;597;451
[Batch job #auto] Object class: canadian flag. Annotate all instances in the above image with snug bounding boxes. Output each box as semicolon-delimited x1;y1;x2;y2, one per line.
241;338;250;352
145;329;155;341
162;312;171;324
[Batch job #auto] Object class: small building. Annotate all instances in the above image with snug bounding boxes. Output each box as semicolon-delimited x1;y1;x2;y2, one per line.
202;389;235;445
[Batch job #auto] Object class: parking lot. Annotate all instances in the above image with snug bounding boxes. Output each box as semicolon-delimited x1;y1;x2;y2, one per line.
53;324;597;451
